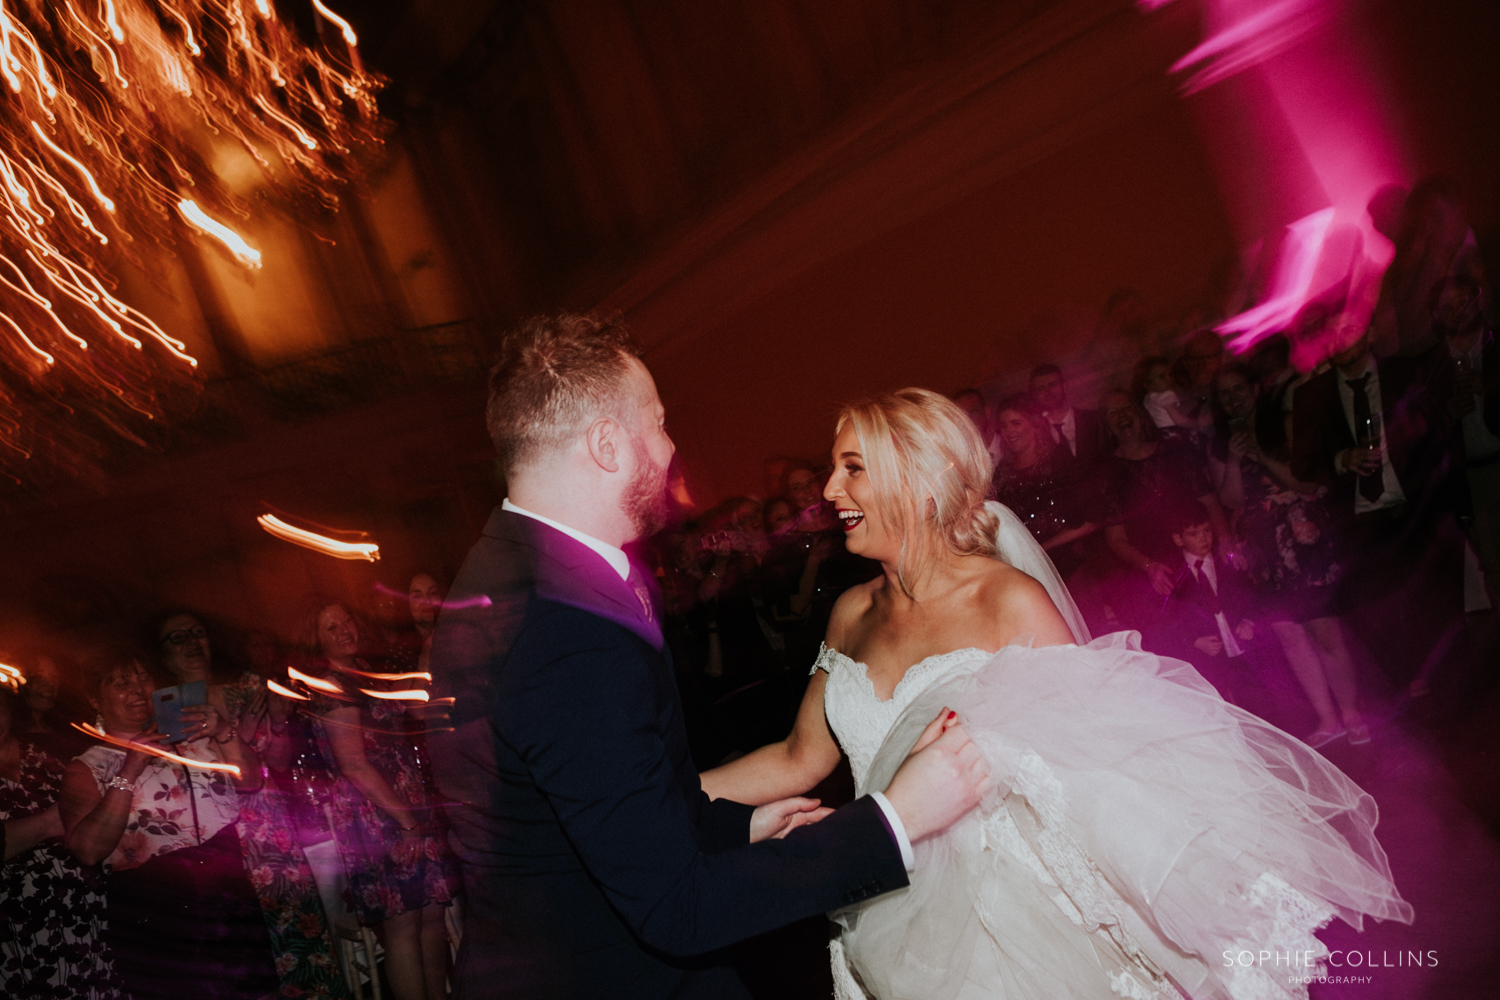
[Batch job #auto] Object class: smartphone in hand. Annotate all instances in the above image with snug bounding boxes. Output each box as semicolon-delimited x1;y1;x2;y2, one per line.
152;680;207;743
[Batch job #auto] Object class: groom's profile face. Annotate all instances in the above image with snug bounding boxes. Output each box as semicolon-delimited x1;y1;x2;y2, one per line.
618;359;676;539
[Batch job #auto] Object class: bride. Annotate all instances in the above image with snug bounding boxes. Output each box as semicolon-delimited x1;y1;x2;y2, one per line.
701;388;1411;1000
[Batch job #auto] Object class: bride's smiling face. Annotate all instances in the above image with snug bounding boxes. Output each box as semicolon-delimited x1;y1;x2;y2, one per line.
825;424;902;562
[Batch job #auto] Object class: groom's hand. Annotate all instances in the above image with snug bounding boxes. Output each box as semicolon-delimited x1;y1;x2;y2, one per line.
749;797;834;843
883;709;992;843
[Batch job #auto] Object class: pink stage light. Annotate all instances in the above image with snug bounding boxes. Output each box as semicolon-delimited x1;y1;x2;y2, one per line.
1147;0;1411;357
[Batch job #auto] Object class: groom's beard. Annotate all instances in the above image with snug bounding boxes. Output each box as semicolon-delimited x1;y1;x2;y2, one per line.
623;453;672;540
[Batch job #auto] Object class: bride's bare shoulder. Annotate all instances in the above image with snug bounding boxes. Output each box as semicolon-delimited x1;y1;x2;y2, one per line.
973;557;1073;645
825;577;881;650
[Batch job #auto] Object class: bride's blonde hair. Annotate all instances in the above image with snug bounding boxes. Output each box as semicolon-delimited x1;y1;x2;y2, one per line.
836;388;1000;595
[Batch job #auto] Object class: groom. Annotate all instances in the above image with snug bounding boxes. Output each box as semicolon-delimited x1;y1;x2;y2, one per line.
428;314;990;999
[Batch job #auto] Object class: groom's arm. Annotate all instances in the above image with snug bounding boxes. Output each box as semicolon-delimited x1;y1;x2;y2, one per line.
498;606;909;958
694;795;755;852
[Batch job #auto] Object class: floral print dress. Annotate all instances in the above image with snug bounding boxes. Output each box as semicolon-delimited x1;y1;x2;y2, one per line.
309;662;457;925
0;741;127;1000
223;673;349;998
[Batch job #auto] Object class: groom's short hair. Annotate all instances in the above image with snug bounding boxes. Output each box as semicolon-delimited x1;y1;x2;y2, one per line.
487;313;641;474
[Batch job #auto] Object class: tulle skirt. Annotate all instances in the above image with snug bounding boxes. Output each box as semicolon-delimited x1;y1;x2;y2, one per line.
832;633;1412;1000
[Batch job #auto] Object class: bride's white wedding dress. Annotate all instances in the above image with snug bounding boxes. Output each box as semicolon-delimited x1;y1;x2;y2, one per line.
817;504;1411;1000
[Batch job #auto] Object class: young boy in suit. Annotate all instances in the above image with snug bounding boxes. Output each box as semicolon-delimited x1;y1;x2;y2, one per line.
1145;507;1264;709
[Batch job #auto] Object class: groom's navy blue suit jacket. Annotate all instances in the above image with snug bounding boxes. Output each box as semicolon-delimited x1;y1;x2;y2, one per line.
428;509;908;999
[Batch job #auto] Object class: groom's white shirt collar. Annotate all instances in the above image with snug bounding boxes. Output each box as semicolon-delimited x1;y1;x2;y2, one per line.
503;499;631;582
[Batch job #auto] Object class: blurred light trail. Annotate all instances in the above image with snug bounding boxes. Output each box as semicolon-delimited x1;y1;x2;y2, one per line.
1148;0;1408;356
266;678;311;701
337;666;432;682
359;688;430;702
72;722;243;776
312;1;359;46
1219;208;1336;348
0;0;385;494
257;514;380;562
286;665;344;694
177;199;263;268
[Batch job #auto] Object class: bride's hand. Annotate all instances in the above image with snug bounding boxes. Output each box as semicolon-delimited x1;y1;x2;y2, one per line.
908;707;960;755
749;797;834;843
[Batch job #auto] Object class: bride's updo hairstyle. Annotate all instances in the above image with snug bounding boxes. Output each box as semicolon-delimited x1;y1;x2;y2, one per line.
836;388;1000;594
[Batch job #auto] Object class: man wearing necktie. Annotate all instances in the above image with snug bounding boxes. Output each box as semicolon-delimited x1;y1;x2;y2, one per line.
1144;509;1262;710
1029;363;1109;468
426;313;989;1000
1291;326;1455;615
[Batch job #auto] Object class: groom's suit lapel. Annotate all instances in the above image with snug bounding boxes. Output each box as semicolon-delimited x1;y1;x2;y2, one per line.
487;509;664;651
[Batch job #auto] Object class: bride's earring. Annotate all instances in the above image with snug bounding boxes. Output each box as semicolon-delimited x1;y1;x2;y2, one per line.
96;713;106;732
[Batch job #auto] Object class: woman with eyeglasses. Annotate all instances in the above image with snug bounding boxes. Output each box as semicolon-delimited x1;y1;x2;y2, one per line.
151;611;349;999
60;644;278;1000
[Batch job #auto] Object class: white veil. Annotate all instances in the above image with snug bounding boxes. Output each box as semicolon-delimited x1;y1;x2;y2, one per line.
985;501;1091;644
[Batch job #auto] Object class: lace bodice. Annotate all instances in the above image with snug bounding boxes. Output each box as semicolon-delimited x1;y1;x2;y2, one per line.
812;643;993;792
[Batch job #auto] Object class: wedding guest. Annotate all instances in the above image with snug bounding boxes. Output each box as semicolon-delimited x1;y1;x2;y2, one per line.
1248;333;1297;416
1099;391;1233;610
989;393;1099;577
1371;176;1477;355
60;646;278;1000
1029;363;1108;467
16;648;90;760
151;611;346;1000
762;496;795;535
1205;364;1320;575
952;388;1002;464
1435;273;1500;605
1171;330;1226;430
762;455;794;502
698;498;778;686
1130;356;1203;442
784;460;828;522
1263;501;1370;745
1143;509;1262;709
407;572;447;675
301;599;457;1000
1;686;126;999
1290;325;1455;615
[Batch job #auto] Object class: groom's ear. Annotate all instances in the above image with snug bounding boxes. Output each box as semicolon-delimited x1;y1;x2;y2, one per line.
586;417;622;473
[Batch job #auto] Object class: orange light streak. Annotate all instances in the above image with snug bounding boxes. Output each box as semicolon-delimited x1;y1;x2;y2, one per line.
0;311;54;364
333;666;432;682
159;2;202;56
59;258;198;364
61;4;129;89
286;665;344;694
27;249;143;349
311;0;358;46
0;22;22;93
359;688;429;702
29;122;116;211
0;253;88;349
257;513;379;561
253;95;318;150
101;0;125;43
177;199;262;267
71;722;243;776
0;0;386;490
23;159;110;242
266;678;310;701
